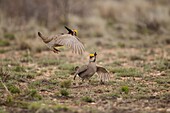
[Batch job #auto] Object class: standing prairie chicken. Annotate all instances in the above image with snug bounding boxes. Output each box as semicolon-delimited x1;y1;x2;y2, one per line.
73;52;110;83
38;26;85;54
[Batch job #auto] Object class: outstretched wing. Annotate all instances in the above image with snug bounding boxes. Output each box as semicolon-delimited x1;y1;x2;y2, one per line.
74;65;88;80
54;34;85;54
96;66;110;82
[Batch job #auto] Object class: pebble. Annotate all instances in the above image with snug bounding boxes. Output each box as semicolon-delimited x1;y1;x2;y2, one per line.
166;108;170;112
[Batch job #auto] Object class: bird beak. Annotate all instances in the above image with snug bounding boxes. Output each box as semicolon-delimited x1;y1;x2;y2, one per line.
65;26;73;33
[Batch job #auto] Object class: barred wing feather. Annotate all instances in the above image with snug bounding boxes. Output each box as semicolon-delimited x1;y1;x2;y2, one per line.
96;66;110;82
54;34;85;54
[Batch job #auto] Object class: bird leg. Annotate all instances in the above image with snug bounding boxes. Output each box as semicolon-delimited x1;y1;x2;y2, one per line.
100;79;105;85
88;79;91;83
82;79;85;82
53;47;60;53
73;74;77;80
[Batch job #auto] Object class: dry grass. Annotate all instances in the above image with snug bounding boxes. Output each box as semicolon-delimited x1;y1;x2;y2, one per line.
0;0;170;113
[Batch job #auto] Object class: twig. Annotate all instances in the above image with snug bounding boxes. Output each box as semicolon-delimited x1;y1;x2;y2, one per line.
0;79;12;97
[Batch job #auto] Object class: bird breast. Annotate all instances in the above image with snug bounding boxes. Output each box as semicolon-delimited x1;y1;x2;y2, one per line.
88;63;97;72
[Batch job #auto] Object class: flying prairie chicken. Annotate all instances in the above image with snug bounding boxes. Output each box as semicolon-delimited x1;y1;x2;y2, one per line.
38;26;85;54
73;52;110;83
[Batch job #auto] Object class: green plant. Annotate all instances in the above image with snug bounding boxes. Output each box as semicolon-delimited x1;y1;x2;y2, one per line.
0;106;7;113
0;40;10;47
4;33;15;40
121;86;129;94
60;89;69;97
117;42;125;48
27;89;42;100
8;84;20;94
54;104;68;111
39;59;63;66
6;95;13;104
110;67;142;77
154;59;170;71
28;102;42;111
13;65;25;72
60;80;71;88
81;96;94;103
58;63;75;71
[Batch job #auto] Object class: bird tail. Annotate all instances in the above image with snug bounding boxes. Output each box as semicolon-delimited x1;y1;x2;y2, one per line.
74;66;79;71
72;66;79;80
71;66;79;75
38;32;49;43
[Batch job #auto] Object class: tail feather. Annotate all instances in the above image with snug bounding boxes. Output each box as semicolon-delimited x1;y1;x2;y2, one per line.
72;66;79;80
38;32;51;43
38;32;46;40
75;66;79;71
38;32;43;38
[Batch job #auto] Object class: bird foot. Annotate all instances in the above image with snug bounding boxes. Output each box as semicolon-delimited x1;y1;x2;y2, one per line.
100;80;105;85
73;76;76;80
53;49;60;53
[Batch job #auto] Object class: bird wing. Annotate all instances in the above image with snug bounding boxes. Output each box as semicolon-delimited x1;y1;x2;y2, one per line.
54;34;85;54
76;65;88;74
96;66;110;82
74;65;88;80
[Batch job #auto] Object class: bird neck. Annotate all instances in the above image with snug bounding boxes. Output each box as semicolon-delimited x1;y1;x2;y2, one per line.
89;58;96;63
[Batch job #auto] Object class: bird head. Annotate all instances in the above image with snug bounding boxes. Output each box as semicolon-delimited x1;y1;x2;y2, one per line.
73;30;78;36
89;52;97;62
65;26;78;36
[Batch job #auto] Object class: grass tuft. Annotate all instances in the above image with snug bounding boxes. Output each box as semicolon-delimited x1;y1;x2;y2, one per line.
154;59;170;71
60;89;69;97
27;89;42;100
8;84;20;94
81;96;94;103
121;86;129;94
39;59;63;66
0;40;10;47
28;102;42;111
110;67;142;77
60;80;71;88
4;33;15;40
55;104;69;111
13;65;26;72
58;63;75;71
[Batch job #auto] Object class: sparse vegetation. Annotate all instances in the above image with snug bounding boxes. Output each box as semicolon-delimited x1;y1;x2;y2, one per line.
0;0;169;112
8;84;20;94
81;96;94;103
153;58;170;71
27;89;42;100
4;33;15;40
60;89;69;97
39;58;64;66
110;67;142;77
60;80;71;88
0;40;10;47
121;86;129;94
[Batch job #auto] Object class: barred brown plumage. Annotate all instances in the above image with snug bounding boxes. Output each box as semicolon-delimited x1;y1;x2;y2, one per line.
73;52;110;83
38;26;85;54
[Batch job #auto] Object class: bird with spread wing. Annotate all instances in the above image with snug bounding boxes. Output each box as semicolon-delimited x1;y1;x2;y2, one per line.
73;52;110;83
38;26;85;54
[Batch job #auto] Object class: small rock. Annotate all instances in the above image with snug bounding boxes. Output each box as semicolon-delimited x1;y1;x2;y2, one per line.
166;108;170;112
117;98;123;102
